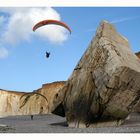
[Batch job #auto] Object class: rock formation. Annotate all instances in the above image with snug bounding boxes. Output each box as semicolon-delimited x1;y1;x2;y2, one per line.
136;52;140;59
40;82;65;113
52;21;140;128
0;90;24;117
0;81;65;117
133;52;140;112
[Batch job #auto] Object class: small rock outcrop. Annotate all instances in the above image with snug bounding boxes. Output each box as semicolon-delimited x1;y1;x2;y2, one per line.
0;81;65;117
53;21;140;128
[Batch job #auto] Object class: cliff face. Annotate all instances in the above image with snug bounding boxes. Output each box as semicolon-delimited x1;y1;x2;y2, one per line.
0;81;65;118
20;81;65;115
41;82;65;113
0;90;24;117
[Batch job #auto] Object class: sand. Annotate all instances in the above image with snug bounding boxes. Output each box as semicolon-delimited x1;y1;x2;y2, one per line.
0;113;140;133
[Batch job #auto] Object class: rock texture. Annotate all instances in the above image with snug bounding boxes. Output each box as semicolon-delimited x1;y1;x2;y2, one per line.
53;21;140;128
0;90;24;117
136;52;140;59
133;52;140;112
0;81;65;117
41;82;65;113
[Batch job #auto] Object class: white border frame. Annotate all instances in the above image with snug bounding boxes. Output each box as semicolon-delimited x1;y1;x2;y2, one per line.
0;0;140;7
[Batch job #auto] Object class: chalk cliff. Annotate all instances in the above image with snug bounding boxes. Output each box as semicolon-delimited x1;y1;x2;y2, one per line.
0;81;65;117
0;90;24;117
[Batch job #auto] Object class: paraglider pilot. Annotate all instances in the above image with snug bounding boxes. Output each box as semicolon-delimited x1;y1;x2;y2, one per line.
46;51;50;58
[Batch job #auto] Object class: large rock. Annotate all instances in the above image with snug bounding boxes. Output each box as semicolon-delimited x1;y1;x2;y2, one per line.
133;52;140;112
0;81;65;117
52;21;140;128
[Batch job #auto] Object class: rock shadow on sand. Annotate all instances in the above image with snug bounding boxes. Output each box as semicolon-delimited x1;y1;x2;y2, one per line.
50;121;68;127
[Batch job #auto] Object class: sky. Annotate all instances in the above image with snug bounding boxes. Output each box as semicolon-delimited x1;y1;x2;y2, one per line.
0;7;140;92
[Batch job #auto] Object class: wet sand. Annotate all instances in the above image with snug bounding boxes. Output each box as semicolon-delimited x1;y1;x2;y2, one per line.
0;113;140;133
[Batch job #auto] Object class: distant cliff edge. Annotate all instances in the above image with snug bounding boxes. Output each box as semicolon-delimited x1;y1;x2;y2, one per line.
0;81;65;117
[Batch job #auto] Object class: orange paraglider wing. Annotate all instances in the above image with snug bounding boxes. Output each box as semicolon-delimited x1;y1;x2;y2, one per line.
32;19;71;34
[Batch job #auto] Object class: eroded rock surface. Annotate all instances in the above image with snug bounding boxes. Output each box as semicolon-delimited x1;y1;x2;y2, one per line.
0;81;65;117
136;52;140;59
133;52;140;112
53;21;140;128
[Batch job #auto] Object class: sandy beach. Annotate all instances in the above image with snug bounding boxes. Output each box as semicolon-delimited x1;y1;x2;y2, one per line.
0;113;140;133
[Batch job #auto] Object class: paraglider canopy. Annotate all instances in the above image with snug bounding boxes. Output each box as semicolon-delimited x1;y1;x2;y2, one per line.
32;19;71;34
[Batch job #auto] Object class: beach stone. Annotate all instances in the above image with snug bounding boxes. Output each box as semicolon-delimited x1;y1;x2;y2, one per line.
53;21;140;128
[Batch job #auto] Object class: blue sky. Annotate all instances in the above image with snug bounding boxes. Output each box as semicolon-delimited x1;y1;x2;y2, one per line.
0;7;140;92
